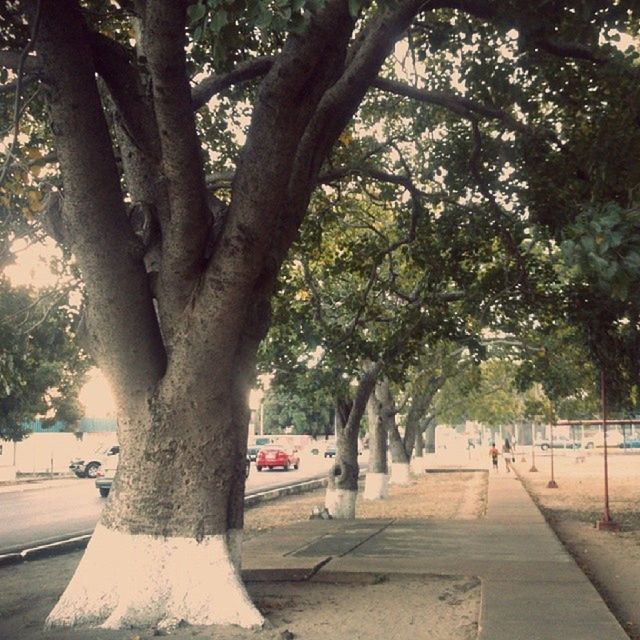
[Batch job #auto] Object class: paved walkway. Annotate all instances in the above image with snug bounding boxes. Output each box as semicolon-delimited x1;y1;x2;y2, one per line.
242;468;628;640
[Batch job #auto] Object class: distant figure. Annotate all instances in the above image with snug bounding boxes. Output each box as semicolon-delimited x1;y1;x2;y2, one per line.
489;443;499;470
503;439;513;472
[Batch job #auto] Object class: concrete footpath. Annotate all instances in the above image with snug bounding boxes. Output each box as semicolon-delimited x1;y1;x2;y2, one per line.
241;469;629;640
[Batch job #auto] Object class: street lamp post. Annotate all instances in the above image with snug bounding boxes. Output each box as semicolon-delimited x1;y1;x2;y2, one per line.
547;419;558;488
530;419;538;472
596;370;619;531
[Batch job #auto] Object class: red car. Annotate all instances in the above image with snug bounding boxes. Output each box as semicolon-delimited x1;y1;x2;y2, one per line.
255;447;300;471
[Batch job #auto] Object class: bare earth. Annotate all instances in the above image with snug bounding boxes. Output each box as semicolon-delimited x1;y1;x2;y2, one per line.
515;449;640;640
0;471;486;640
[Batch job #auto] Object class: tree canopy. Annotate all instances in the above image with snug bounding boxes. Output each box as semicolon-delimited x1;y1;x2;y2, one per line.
0;276;88;441
1;0;640;631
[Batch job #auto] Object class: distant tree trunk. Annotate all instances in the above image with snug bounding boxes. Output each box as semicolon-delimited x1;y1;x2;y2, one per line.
364;380;389;500
326;364;379;517
415;428;425;457
424;417;436;453
404;376;443;473
380;381;410;486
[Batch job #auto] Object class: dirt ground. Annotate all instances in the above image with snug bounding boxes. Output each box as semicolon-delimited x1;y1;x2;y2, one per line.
0;471;486;640
515;449;640;640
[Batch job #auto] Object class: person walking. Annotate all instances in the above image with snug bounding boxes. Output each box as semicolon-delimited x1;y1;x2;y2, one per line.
503;438;513;472
489;443;499;471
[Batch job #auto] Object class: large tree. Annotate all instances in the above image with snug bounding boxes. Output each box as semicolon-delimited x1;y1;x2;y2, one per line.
1;0;638;631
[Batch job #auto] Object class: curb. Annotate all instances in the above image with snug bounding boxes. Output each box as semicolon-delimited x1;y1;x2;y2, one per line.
0;476;329;567
244;477;328;508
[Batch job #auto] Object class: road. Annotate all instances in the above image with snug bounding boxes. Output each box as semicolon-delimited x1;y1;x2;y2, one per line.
0;454;334;555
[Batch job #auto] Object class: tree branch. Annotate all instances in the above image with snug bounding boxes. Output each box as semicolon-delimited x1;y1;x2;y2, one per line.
29;0;166;400
0;0;42;188
141;1;212;329
191;56;275;110
372;76;532;135
534;37;607;65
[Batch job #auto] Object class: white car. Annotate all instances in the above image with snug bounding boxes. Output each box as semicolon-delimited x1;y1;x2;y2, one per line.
69;444;119;478
95;453;119;497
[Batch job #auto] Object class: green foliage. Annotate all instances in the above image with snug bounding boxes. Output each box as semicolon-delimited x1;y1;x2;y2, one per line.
263;378;333;436
186;0;330;63
0;278;89;441
561;204;640;302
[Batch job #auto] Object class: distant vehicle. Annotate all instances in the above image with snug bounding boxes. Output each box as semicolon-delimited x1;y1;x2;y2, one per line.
245;454;251;478
619;438;640;449
95;453;119;497
70;445;119;478
247;445;262;461
256;447;300;471
324;445;336;458
538;437;582;451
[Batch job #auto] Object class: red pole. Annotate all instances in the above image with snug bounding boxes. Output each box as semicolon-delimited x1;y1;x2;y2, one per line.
530;419;538;472
547;419;558;488
596;370;619;531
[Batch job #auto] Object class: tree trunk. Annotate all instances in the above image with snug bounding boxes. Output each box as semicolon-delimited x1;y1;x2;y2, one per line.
379;380;410;486
325;364;379;517
325;398;359;518
363;382;389;500
424;417;436;453
415;428;425;457
48;352;262;630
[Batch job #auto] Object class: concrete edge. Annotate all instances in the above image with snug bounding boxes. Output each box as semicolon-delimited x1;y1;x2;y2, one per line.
244;477;328;508
0;476;330;567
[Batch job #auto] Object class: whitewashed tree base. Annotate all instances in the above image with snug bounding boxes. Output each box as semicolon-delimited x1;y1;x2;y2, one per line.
324;488;357;518
410;456;426;475
389;462;411;486
46;523;263;630
363;472;389;500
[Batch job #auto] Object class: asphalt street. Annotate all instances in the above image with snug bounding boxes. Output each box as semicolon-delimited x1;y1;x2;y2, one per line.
0;454;335;555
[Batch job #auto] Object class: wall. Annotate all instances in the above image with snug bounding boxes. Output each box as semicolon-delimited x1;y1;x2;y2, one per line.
0;432;118;475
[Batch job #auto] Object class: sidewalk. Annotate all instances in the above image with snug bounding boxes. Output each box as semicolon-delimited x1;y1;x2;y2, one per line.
242;467;629;640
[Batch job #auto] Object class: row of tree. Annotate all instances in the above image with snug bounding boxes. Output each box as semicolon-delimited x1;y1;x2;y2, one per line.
1;0;639;632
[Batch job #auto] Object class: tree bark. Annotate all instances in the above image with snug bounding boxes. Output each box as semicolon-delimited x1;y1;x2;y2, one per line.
424;417;436;453
364;380;389;500
326;364;379;517
381;381;410;485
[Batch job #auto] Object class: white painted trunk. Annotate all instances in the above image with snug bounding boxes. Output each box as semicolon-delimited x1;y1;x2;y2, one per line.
410;456;426;475
363;472;389;500
324;488;357;519
46;523;263;630
389;461;411;486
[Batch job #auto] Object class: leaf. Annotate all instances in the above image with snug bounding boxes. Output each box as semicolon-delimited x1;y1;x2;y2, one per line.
347;0;360;19
210;9;228;32
187;2;207;25
254;5;273;29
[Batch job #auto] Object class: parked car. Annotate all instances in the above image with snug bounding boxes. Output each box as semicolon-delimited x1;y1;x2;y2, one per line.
70;444;119;478
619;438;640;449
324;445;336;458
247;445;262;461
256;447;300;471
538;437;582;451
95;453;119;497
